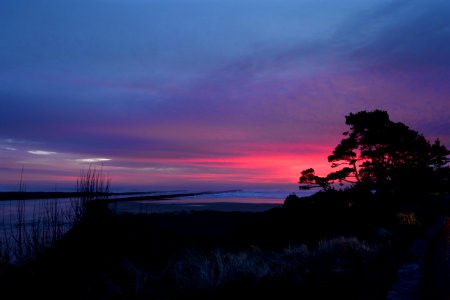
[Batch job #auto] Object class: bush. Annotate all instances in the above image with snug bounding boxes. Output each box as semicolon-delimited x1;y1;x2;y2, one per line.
164;236;376;299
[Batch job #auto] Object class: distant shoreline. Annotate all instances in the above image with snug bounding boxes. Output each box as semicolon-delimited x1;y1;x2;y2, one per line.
0;191;163;201
104;190;243;202
0;190;243;201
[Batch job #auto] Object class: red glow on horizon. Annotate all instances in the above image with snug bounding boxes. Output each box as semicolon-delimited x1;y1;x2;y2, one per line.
0;142;336;191
97;152;334;188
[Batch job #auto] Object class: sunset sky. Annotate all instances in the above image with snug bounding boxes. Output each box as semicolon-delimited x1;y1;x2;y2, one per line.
1;0;449;191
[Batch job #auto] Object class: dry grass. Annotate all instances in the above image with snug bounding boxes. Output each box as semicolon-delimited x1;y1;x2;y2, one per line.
397;212;419;226
167;236;375;297
0;164;111;264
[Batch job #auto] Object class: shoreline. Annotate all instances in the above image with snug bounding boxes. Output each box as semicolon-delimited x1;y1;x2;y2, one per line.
0;189;243;201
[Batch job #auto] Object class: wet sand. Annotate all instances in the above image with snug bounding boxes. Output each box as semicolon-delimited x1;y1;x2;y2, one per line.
110;201;281;214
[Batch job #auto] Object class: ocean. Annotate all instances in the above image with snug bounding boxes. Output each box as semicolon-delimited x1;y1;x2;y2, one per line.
110;189;315;214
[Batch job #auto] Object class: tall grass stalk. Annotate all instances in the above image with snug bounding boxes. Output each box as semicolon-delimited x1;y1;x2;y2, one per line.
0;165;111;264
11;199;25;262
170;237;376;296
76;164;111;200
73;164;111;220
0;209;11;264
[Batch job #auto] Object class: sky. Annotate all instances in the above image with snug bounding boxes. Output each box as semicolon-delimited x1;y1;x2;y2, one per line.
1;0;450;192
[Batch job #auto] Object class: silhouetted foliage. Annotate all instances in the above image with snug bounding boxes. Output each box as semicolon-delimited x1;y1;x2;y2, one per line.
430;139;450;170
299;168;331;192
300;110;450;194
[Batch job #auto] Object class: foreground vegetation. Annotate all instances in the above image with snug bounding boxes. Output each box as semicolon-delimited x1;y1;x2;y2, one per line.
0;110;448;299
0;165;112;264
0;188;448;300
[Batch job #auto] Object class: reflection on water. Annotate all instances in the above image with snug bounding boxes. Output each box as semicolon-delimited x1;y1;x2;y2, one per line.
111;190;314;214
0;198;81;263
0;198;74;222
0;191;192;262
0;190;313;261
112;202;283;214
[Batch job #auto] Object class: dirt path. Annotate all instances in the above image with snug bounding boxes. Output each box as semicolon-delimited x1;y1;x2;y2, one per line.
421;218;450;300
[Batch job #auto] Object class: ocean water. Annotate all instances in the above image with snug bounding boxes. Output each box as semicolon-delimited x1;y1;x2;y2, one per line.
0;190;314;229
0;189;315;261
110;189;315;214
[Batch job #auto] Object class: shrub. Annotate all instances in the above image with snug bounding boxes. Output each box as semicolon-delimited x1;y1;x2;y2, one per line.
165;237;376;298
312;236;375;273
396;212;419;226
